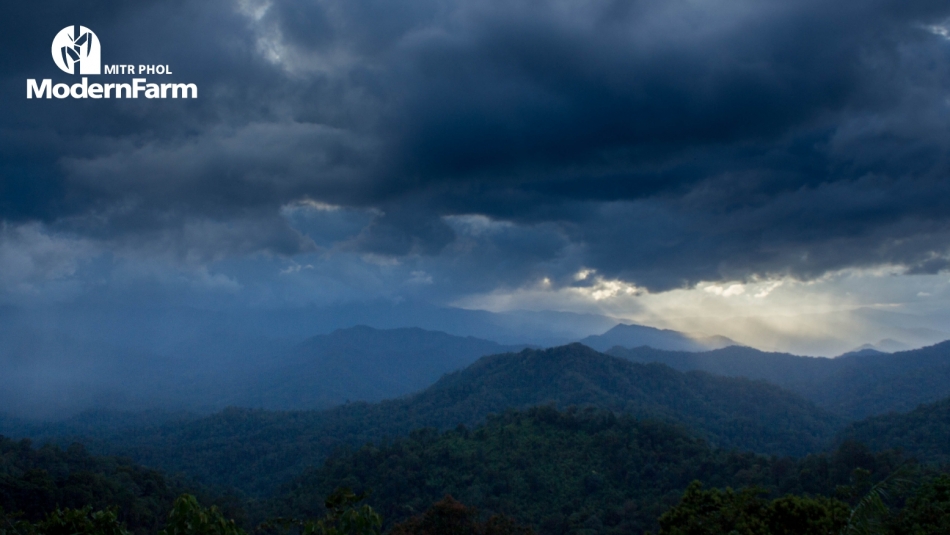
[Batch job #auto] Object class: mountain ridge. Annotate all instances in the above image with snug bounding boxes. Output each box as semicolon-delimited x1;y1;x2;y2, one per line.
607;340;950;419
20;343;841;496
839;395;950;465
579;323;740;352
228;325;525;409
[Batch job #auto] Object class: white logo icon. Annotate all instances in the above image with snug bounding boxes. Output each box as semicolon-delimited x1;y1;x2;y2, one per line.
51;25;101;75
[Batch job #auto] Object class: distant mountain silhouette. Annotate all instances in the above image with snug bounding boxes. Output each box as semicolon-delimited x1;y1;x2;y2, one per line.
839;348;887;358
608;340;950;419
45;344;841;495
840;395;950;465
0;302;621;418
579;323;739;352
229;325;525;409
847;338;911;354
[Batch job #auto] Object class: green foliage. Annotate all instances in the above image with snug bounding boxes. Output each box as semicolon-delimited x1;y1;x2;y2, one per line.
840;395;950;465
655;481;849;535
839;466;918;535
768;495;849;535
256;488;381;535
300;488;381;535
887;474;950;535
0;436;182;534
389;496;534;535
0;405;942;535
160;495;245;535
36;506;130;535
279;406;840;534
1;506;130;535
275;405;914;534
656;469;950;535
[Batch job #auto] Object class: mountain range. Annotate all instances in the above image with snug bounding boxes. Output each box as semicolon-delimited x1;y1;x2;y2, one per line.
225;325;525;409
0;323;524;417
5;343;841;496
578;323;740;352
281;406;841;533
840;396;950;465
4;298;946;421
607;341;950;419
5;321;950;501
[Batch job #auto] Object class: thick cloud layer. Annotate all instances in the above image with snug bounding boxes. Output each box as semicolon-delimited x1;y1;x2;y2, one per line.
2;0;950;302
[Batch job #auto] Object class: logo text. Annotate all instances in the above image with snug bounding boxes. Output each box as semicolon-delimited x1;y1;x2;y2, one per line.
27;78;197;99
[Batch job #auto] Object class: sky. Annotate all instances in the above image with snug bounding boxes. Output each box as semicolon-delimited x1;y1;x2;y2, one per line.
2;0;950;356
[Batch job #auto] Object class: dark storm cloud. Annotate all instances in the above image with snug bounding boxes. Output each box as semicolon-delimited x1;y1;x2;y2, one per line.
3;1;266;218
2;0;950;294
345;0;946;192
579;174;950;289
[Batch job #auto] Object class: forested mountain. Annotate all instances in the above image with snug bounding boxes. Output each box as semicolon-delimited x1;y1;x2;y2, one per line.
809;341;950;418
840;395;950;465
606;345;830;391
0;407;917;535
377;343;840;457
578;324;737;352
0;435;223;535
656;473;950;535
33;344;840;496
608;340;950;419
225;326;524;409
276;406;901;535
0;411;200;445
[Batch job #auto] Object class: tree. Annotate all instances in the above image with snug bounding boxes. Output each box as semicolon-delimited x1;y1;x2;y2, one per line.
655;481;848;535
887;474;950;535
160;495;245;535
1;506;130;535
300;488;381;535
258;488;381;535
389;496;533;535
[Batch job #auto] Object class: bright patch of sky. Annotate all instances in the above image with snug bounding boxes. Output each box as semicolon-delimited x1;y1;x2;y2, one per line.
3;210;949;357
455;267;950;356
